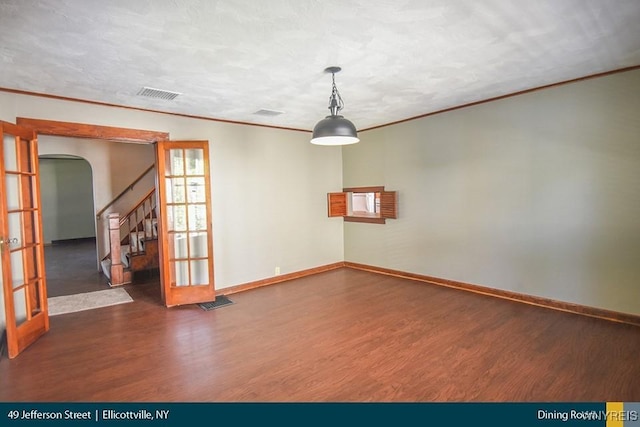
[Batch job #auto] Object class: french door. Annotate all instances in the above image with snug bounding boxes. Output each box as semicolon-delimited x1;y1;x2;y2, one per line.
156;140;215;307
0;121;49;358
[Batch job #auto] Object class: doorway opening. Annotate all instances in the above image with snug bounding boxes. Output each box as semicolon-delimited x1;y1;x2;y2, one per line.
37;133;158;299
39;155;109;297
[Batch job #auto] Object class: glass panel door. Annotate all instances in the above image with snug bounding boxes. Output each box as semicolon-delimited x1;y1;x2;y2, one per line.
0;121;49;358
156;140;215;306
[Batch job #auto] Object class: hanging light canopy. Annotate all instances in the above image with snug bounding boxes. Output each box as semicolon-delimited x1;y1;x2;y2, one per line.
311;66;359;146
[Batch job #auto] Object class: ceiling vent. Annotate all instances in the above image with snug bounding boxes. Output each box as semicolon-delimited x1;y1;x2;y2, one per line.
136;86;181;100
253;108;284;116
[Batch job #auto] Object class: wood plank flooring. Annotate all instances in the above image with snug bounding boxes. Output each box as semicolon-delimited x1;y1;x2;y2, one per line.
1;268;638;402
44;239;111;297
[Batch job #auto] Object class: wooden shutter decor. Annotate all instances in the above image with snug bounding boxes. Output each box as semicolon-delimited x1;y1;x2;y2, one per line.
380;191;398;219
327;192;347;217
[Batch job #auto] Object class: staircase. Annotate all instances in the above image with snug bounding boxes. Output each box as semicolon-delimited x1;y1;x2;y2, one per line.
101;189;159;286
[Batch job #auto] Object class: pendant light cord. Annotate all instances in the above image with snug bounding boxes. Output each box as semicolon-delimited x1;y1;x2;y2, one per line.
328;72;345;116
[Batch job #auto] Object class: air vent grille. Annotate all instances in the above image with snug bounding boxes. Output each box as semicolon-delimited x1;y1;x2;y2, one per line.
254;109;284;116
136;87;181;100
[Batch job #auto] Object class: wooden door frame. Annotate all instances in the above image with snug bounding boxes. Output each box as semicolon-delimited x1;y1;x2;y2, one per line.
1;121;49;358
16;118;168;144
15;117;169;294
156;140;216;307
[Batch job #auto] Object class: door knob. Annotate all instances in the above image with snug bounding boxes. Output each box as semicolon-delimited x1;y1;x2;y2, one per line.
0;237;19;246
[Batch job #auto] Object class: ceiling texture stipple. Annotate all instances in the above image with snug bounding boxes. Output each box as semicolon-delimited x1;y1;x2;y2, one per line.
0;0;639;132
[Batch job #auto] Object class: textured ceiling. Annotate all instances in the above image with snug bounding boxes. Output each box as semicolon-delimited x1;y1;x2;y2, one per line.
1;0;639;132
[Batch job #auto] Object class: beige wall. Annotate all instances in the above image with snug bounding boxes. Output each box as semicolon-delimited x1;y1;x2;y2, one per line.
39;157;96;243
38;136;156;258
343;69;640;316
0;91;344;337
39;137;156;217
1;69;638;341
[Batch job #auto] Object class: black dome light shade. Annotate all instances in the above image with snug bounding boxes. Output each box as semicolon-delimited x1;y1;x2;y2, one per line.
311;67;359;146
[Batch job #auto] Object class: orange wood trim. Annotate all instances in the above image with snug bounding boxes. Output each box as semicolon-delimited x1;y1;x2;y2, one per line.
0;88;309;133
327;192;347;217
380;191;398;219
360;65;640;132
16;118;168;143
0;123;49;358
156;141;168;305
31;136;50;334
339;186;395;224
344;216;385;224
156;140;216;307
218;262;345;296
15;312;48;357
0;126;17;358
344;262;640;327
129;239;159;271
0;120;35;139
107;213;125;287
3;66;639;135
343;186;385;193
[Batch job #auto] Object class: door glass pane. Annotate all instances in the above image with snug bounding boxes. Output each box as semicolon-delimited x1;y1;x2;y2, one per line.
160;142;213;304
1;127;47;357
173;233;188;259
191;260;209;285
186;177;205;203
167;205;187;232
10;250;25;287
168;149;184;176
8;212;22;245
174;261;189;286
165;177;185;203
185;149;204;175
166;203;173;229
190;232;208;258
188;205;207;231
13;288;28;326
3;134;17;171
5;174;20;210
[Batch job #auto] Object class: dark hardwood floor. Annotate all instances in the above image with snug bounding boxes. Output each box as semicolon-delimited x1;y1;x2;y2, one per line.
44;238;111;297
1;267;638;402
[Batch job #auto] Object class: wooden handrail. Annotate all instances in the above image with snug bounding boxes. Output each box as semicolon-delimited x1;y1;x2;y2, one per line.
119;188;156;227
101;188;157;263
96;164;155;218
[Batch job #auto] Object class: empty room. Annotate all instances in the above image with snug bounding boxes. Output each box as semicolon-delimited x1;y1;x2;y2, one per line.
0;1;639;403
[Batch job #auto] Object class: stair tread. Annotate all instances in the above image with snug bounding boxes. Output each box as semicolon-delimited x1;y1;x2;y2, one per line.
104;191;158;285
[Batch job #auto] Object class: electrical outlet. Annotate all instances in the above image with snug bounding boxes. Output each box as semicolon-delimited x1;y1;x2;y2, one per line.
275;266;280;275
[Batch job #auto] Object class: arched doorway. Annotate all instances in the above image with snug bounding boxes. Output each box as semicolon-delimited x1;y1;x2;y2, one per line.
39;155;108;297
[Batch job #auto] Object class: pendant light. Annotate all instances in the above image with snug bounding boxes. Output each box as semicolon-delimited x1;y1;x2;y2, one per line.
311;66;359;146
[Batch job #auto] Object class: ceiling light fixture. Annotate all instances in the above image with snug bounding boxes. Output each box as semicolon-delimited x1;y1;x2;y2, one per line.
311;66;359;146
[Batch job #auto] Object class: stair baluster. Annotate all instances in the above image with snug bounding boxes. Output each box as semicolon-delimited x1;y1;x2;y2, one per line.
103;189;158;286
